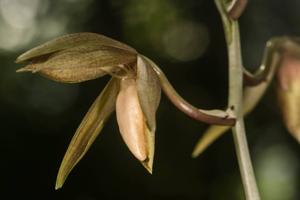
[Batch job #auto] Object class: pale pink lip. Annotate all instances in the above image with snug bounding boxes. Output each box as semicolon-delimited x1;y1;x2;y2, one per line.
116;78;148;161
277;53;300;91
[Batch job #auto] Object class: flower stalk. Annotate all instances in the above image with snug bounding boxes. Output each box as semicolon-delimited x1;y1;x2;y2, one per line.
143;56;235;126
215;0;260;199
192;37;300;157
14;0;300;197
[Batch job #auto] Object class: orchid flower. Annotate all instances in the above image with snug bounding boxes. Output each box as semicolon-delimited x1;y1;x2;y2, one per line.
16;32;234;189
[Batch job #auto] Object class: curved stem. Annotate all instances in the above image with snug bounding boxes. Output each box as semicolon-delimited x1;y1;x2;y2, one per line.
193;37;300;158
227;0;248;20
216;0;261;199
192;50;281;158
242;39;276;86
142;55;236;126
243;37;297;86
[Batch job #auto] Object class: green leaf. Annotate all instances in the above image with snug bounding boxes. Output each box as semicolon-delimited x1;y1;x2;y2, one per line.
55;78;119;189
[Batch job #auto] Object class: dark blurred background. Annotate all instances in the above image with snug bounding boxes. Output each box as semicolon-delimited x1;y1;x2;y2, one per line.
1;0;300;199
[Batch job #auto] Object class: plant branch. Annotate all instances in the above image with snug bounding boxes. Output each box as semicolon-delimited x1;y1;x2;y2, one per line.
215;0;260;199
192;50;280;157
192;36;300;158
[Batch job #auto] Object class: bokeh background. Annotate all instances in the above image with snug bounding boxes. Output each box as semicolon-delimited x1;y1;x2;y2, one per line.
1;0;300;199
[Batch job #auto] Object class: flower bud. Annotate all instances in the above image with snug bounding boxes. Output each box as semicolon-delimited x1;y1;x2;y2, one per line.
277;53;300;142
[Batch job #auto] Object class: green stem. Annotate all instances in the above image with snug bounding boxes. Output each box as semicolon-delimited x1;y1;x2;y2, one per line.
215;0;260;199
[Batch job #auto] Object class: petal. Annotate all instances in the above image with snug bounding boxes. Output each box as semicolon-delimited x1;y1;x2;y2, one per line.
16;32;136;63
142;125;155;173
136;55;161;131
192;125;230;157
277;54;300;143
56;78;119;189
116;78;147;161
116;78;155;173
277;83;300;143
17;47;136;83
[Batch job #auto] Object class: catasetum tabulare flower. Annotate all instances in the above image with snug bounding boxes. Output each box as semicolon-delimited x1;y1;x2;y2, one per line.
16;32;235;189
16;33;161;189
